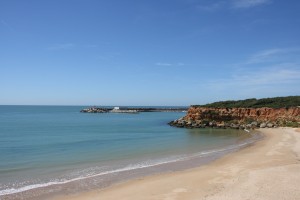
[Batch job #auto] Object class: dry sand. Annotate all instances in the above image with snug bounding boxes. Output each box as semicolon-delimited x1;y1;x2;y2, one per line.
53;128;300;200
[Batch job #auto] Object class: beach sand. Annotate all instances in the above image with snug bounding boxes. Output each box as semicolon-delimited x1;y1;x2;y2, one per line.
53;127;300;200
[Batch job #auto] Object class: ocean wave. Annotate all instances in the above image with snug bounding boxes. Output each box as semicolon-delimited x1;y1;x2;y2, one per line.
0;137;258;196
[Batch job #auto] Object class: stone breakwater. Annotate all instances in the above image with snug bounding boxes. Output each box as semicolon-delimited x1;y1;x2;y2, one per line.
80;107;111;113
169;107;300;129
80;107;187;113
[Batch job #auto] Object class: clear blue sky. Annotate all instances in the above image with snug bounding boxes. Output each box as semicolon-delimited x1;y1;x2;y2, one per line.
1;0;300;106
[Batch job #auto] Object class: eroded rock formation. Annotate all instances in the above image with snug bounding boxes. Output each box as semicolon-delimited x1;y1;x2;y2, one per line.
169;107;300;129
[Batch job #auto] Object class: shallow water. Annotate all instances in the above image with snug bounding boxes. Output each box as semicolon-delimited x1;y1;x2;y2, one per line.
0;106;258;199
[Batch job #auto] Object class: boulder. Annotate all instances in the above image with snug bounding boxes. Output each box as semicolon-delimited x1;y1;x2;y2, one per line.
178;120;185;125
239;124;245;129
246;124;252;128
230;124;239;129
192;123;198;128
267;123;274;128
260;123;266;128
251;121;258;127
217;123;225;128
209;121;217;127
200;124;206;128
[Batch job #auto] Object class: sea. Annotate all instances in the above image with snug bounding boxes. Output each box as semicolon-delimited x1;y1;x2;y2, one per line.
0;106;261;199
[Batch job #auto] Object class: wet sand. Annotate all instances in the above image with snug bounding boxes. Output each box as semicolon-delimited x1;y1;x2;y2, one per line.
53;127;300;200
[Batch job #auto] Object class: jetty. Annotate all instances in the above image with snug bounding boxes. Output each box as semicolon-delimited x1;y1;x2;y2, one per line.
80;106;187;114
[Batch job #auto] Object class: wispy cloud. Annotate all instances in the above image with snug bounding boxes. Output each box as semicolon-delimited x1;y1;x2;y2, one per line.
203;47;300;98
156;62;172;66
232;0;271;8
177;62;185;66
155;62;185;66
245;48;300;64
206;65;300;98
192;0;271;12
232;66;300;86
196;2;224;12
47;43;75;50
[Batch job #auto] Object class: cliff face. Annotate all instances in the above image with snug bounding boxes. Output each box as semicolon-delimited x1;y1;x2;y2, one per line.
185;107;300;122
169;107;300;129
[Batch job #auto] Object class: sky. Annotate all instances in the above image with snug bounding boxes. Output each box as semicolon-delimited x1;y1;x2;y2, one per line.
1;0;300;106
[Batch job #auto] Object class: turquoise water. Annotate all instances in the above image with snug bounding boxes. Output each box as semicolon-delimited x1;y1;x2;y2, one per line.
0;106;255;199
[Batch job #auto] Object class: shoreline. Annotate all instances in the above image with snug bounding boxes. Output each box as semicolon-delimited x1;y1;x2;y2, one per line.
2;129;257;200
52;127;300;200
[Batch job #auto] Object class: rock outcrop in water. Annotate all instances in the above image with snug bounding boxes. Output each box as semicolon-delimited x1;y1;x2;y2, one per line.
169;107;300;129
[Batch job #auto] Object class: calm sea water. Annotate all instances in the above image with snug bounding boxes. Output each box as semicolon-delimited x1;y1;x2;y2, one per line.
0;106;258;199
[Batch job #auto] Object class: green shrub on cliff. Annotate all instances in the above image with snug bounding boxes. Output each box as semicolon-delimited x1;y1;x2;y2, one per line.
284;121;300;128
192;96;300;108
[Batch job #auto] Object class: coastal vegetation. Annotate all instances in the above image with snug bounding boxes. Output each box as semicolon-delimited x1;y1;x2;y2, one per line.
192;96;300;109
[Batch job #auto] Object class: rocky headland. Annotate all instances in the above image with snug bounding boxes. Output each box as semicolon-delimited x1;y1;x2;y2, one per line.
169;107;300;129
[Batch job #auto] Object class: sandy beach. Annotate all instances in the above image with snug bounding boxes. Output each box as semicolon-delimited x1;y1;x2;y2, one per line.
53;127;300;200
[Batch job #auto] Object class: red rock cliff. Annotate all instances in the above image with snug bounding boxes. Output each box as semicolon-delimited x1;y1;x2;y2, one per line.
184;107;300;124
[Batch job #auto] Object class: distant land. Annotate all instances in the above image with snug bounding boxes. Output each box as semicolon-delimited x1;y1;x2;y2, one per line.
80;107;188;113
